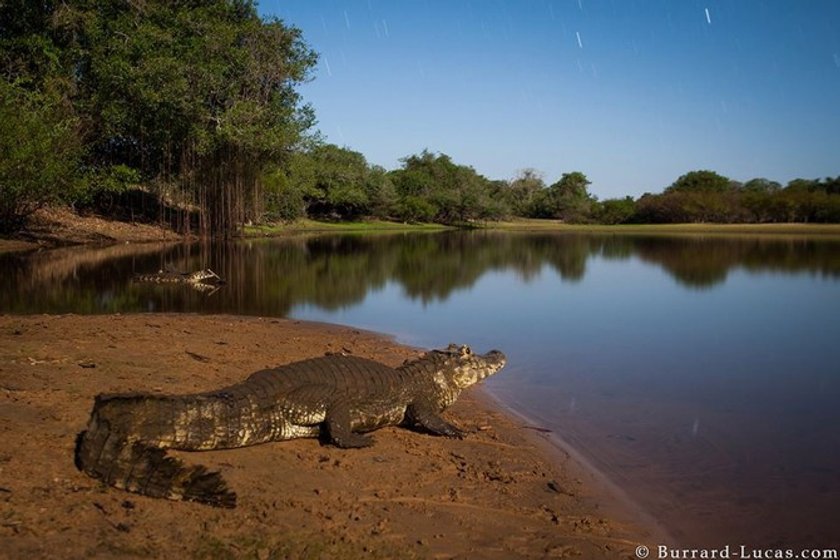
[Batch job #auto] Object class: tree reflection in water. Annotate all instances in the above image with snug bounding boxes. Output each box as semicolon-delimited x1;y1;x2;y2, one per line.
1;232;839;314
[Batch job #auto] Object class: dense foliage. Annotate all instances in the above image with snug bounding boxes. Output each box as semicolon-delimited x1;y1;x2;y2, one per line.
1;2;837;234
632;173;840;224
0;79;80;232
262;147;507;225
2;0;317;236
388;150;506;224
269;143;397;221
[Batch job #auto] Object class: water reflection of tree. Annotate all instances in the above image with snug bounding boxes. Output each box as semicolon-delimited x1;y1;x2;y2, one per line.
1;233;839;314
632;237;840;288
0;242;179;313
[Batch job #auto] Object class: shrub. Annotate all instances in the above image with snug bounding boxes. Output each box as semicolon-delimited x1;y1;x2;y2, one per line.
0;80;80;233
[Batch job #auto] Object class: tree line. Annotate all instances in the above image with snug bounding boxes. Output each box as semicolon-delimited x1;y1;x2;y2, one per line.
2;1;838;236
264;148;840;226
512;169;840;225
629;173;840;224
2;0;316;236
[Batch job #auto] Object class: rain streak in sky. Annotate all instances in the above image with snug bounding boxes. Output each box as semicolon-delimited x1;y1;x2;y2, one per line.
261;1;840;198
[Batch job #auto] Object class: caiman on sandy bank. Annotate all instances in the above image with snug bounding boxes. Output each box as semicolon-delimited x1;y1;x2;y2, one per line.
74;344;506;508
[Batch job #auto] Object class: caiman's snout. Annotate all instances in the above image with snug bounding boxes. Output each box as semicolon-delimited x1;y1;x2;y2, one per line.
478;349;507;380
441;344;507;388
484;349;506;367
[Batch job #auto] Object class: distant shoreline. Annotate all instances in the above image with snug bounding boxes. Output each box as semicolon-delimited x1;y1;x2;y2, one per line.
247;218;840;237
4;207;840;255
482;219;840;236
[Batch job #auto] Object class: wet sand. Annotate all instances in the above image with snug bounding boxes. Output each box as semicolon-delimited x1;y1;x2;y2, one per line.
0;313;660;559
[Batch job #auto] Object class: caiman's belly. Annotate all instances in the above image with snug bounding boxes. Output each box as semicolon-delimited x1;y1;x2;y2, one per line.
349;403;408;433
164;394;411;450
279;400;409;439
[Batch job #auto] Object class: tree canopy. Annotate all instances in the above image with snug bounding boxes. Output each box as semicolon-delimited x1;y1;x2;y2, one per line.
2;0;317;236
1;2;838;233
388;150;502;224
666;170;733;193
0;79;80;232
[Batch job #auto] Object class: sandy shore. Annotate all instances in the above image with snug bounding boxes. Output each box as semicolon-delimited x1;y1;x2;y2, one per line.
0;207;182;254
0;313;658;559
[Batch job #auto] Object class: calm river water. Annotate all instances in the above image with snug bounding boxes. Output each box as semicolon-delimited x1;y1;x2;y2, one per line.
2;231;839;547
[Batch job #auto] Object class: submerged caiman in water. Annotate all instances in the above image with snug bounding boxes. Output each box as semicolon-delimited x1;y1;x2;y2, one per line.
132;267;225;292
74;344;506;508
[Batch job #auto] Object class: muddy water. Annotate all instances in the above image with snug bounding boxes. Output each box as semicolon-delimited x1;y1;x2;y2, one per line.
2;231;839;548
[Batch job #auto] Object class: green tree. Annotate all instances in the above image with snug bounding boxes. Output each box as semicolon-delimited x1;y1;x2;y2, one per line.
365;165;398;219
263;150;316;221
506;169;545;217
594;197;637;224
0;1;69;95
741;178;781;193
546;171;595;222
3;0;318;237
666;170;732;193
482;179;512;220
389;150;497;224
391;150;458;222
395;195;437;223
635;170;743;223
264;144;396;221
0;80;80;233
306;144;372;219
784;178;818;192
821;177;840;196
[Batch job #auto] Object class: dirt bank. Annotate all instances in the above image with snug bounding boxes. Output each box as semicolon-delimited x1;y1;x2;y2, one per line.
0;207;181;254
0;313;655;559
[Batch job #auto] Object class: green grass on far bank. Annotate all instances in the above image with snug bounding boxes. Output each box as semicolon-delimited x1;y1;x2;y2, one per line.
482;219;840;237
243;218;451;236
245;217;840;238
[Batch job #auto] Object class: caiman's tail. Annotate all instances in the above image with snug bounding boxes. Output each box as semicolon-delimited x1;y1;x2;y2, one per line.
74;394;237;508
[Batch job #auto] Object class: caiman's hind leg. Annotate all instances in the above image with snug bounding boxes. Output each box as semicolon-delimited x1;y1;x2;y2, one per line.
75;429;237;508
283;386;375;449
323;400;375;449
405;401;467;438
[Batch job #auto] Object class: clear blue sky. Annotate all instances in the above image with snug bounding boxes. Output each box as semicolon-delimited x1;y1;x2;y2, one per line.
259;1;840;198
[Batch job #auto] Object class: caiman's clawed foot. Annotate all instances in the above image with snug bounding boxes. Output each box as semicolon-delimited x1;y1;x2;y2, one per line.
433;423;467;439
331;433;375;449
406;403;467;438
324;406;375;449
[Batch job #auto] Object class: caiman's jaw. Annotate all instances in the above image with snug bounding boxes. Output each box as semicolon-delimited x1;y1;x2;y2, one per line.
441;344;507;390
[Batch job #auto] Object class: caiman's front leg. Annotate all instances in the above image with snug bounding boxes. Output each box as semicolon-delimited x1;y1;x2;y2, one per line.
324;400;374;449
405;401;467;438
